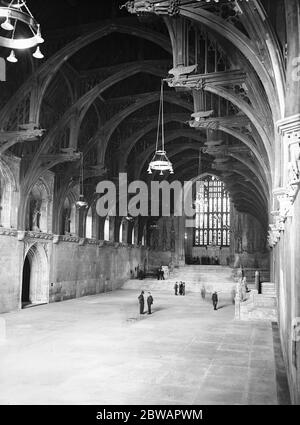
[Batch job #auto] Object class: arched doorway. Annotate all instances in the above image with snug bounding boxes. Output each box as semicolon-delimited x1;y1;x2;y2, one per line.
21;244;49;308
21;256;31;307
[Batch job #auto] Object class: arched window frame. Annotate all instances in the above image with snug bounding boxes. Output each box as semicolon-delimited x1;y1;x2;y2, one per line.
194;176;231;247
85;207;93;238
104;216;110;241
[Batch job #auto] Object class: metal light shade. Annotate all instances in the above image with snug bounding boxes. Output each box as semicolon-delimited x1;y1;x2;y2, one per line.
7;49;18;62
148;150;174;175
32;46;44;59
76;194;88;208
1;17;14;31
0;5;44;52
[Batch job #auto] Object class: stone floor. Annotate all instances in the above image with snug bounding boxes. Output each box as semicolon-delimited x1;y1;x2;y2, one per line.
0;288;290;405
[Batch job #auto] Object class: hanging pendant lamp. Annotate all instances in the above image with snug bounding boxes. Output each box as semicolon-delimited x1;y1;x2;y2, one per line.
76;153;88;208
147;80;174;176
0;1;45;62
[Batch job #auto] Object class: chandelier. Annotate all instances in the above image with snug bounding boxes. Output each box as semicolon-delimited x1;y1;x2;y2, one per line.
147;80;174;176
76;153;88;209
0;0;44;63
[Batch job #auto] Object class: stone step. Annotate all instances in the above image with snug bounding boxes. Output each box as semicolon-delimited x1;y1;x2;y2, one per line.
240;308;277;321
124;265;236;294
122;279;236;294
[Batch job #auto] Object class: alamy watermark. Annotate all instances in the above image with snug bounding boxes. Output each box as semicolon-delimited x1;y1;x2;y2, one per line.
96;173;207;226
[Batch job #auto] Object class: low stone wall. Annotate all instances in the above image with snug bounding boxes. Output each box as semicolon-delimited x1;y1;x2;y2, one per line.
50;240;147;303
0;230;147;313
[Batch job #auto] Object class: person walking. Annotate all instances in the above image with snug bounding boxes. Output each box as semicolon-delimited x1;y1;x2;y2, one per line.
138;290;145;314
201;285;206;300
182;282;186;296
179;281;183;296
174;282;178;295
147;292;154;314
157;267;160;280
212;291;218;310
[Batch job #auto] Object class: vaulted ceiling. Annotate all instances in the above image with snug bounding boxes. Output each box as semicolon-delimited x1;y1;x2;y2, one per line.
0;0;287;229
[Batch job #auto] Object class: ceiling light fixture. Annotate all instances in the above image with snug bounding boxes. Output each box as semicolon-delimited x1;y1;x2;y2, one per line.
147;80;174;176
0;1;45;62
76;153;88;209
6;48;17;62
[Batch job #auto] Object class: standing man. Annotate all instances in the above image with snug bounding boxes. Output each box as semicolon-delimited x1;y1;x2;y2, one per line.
212;291;218;310
138;290;145;314
147;292;154;314
174;282;178;295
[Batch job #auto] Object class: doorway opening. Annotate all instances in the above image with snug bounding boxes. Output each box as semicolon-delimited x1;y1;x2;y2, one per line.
21;244;49;309
21;256;31;307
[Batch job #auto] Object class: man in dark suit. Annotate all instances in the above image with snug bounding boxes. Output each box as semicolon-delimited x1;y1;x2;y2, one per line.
212;292;218;310
138;290;145;314
147;292;153;314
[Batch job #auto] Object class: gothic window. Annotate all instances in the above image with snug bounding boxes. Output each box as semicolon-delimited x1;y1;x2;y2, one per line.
194;176;231;247
104;216;110;241
119;220;124;242
85;207;93;238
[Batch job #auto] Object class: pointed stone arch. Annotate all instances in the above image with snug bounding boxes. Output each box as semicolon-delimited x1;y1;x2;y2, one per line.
21;242;49;307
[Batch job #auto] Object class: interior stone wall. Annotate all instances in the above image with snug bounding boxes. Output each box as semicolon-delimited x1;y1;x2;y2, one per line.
0;232;147;313
191;247;231;265
274;192;300;404
182;206;269;269
0;232;23;313
148;216;185;269
50;242;147;302
229;210;269;269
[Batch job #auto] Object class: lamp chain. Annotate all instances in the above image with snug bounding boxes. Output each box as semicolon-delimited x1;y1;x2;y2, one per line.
161;79;164;152
155;82;162;152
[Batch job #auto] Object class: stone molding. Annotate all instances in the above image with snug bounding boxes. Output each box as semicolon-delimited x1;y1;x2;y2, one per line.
0;229;149;250
276;113;300;136
0;227;17;237
26;231;53;240
123;0;180;16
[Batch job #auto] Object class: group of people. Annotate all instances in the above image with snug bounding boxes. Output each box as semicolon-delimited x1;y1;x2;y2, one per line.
174;281;186;296
138;290;153;315
186;256;220;265
137;287;219;314
157;266;165;280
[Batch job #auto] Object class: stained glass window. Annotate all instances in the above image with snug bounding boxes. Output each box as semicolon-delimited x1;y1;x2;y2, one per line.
194;176;231;247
